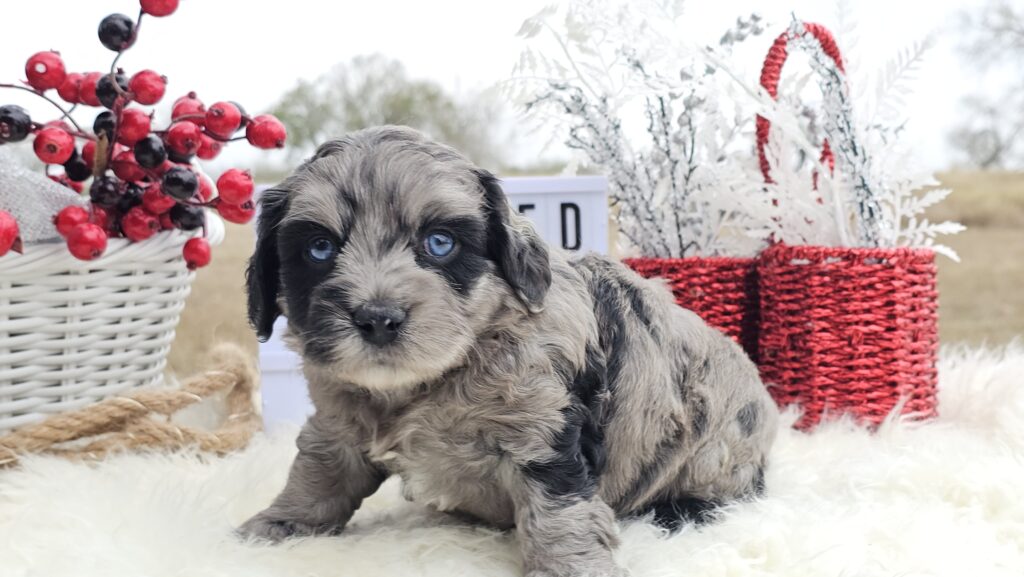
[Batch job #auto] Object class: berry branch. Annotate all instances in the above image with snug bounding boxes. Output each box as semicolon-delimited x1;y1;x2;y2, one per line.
29;123;96;142
0;0;287;267
0;82;85;133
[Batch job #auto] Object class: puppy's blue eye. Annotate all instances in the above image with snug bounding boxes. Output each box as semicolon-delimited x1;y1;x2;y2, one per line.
424;232;455;258
307;237;337;263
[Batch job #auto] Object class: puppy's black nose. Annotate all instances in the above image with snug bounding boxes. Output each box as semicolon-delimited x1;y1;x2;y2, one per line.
352;302;407;346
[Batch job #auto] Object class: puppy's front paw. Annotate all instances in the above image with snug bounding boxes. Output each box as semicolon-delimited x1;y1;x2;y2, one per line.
526;567;628;577
236;511;338;543
526;559;629;577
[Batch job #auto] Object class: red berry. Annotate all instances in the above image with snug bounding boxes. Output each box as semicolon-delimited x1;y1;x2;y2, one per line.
82;140;97;168
121;205;161;242
216;200;255;224
182;237;211;269
25;51;67;91
204;102;242;139
90;205;111;228
111;149;148;182
216;169;254;205
0;210;22;256
79;72;104;107
159;212;174;230
196;133;222;160
54;206;90;237
165;121;202;156
57;72;85;104
171;92;205;126
172;92;197;106
128;69;167;105
44;119;72;131
140;0;179;17
245;114;287;149
117;108;152;145
48;174;84;193
142;186;178;214
66;223;108;261
197;174;214;201
155;159;176;175
34;127;75;164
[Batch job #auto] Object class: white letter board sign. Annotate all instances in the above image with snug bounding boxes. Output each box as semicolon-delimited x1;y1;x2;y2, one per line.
257;176;608;428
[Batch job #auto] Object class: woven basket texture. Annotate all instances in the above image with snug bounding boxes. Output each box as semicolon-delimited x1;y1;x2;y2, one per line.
624;257;760;360
757;244;939;430
0;214;225;434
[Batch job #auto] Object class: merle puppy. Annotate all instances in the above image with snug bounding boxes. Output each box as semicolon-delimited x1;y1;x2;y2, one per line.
239;126;778;577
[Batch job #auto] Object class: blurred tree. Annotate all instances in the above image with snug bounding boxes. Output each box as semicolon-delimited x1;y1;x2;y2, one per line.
271;54;506;168
950;0;1024;168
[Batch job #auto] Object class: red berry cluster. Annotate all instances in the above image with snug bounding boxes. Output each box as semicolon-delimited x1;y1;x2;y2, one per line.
0;0;286;269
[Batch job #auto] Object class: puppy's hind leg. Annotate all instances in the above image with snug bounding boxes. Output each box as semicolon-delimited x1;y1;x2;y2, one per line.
508;476;625;577
504;415;627;577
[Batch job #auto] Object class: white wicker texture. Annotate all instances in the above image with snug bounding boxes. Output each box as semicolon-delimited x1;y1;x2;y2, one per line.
0;213;225;434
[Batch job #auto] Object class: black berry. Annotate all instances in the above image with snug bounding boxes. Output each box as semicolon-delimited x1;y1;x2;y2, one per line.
161;166;198;201
98;14;135;52
133;135;167;168
63;150;92;182
231;101;249;129
89;176;122;207
105;209;125;238
117;183;144;213
0;104;32;144
169;204;205;230
167;149;195;164
95;73;129;109
93;111;116;139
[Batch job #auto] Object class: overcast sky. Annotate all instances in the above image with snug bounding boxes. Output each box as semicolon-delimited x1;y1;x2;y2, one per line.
0;0;996;173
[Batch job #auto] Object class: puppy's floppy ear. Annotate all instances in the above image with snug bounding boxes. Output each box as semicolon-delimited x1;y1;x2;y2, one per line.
246;187;290;342
478;170;551;313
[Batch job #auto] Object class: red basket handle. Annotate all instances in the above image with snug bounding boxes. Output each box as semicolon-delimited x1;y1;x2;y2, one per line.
755;22;846;185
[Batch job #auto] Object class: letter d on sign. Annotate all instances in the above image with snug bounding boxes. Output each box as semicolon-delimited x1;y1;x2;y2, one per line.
560;202;581;250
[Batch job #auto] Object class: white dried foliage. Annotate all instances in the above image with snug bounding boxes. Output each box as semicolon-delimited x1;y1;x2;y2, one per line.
509;0;963;258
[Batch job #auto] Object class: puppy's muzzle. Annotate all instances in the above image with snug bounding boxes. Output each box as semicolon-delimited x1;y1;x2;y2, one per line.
352;302;407;346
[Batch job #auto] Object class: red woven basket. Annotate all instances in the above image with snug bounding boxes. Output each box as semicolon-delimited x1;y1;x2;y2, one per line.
758;244;939;429
624;257;759;360
754;23;940;429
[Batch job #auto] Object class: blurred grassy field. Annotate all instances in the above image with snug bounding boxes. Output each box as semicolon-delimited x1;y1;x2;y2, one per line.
929;172;1024;345
166;171;1024;378
167;221;258;378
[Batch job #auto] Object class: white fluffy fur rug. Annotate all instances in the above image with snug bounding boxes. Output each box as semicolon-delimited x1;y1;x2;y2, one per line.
2;345;1024;577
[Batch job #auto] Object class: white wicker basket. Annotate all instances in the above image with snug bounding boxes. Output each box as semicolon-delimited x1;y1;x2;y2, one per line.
0;213;225;433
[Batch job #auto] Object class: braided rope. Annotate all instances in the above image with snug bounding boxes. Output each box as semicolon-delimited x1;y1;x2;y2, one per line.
0;343;260;467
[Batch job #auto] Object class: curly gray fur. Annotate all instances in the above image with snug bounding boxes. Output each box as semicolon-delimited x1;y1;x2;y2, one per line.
239;126;778;577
